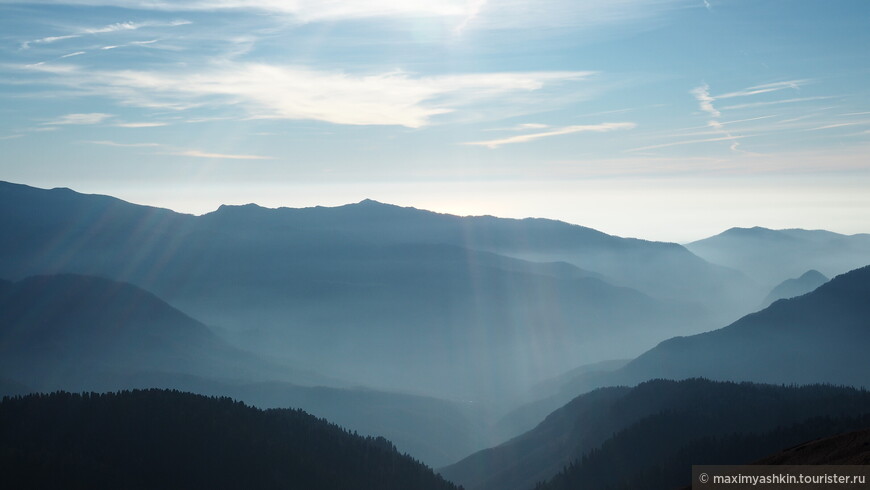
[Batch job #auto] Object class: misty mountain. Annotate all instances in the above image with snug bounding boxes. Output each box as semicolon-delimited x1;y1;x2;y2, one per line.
493;359;630;438
509;263;870;417
0;273;316;390
441;379;870;490
201;198;754;307
618;264;870;388
762;269;828;307
687;226;870;288
0;389;459;490
0;273;496;467
0;181;736;402
84;372;492;468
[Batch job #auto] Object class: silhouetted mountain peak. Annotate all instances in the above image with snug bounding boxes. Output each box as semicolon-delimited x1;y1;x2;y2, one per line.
216;202;268;212
716;226;796;241
761;269;829;307
799;269;827;281
357;198;389;206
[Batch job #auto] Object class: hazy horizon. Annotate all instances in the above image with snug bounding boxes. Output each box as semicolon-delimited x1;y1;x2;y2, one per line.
2;1;869;242
6;179;870;244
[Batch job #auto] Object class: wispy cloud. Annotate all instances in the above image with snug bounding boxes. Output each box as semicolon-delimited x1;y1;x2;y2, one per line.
4;0;689;32
85;20;191;34
116;122;169;128
87;140;162;147
686;80;816;153
465;122;636;149
86;139;272;159
20;62;593;128
166;149;274;160
691;84;720;118
20;35;79;49
715;80;810;99
691;83;743;151
721;96;835;111
59;51;86;58
44;113;112;125
627;134;750;152
21;20;190;49
484;122;550;132
806;121;869;131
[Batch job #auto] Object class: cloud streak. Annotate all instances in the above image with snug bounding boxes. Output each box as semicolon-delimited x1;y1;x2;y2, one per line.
44;113;112;125
721;96;836;111
21;20;190;49
116;122;169;128
627;134;750;152
465;122;636;148
166;149;274;160
20;62;593;128
715;80;810;99
3;0;690;32
87;140;272;159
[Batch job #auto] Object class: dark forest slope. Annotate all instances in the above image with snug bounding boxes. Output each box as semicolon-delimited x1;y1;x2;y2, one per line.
0;389;459;490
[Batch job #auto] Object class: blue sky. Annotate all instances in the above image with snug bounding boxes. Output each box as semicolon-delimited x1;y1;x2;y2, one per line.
1;0;869;241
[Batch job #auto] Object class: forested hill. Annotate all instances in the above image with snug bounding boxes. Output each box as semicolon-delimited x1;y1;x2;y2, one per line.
443;379;870;490
0;389;460;490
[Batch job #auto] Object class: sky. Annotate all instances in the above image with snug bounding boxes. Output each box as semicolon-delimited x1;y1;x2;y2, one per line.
1;0;869;242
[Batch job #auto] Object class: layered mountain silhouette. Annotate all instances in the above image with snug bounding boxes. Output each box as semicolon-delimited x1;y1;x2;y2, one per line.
539;398;870;490
0;273;496;467
491;263;870;443
0;389;459;490
441;379;870;490
762;269;828;307
95;372;492;468
0;273;305;390
619;264;870;387
687;226;870;288
0;181;751;403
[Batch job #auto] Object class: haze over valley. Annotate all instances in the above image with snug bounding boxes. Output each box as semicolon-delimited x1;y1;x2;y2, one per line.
1;0;869;488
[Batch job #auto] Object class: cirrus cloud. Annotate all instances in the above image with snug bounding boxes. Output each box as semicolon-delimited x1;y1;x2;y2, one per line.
20;62;594;128
465;122;636;149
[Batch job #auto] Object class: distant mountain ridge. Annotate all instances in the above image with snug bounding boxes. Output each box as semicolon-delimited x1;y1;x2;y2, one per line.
619;264;870;388
0;180;748;404
0;273;311;390
494;263;870;436
0;273;497;467
204;197;754;306
687;226;870;288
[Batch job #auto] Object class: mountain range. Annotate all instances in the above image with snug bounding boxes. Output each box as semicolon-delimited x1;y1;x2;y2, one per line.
492;264;870;434
0;180;755;404
2;180;869;483
687;226;870;289
0;273;491;467
442;379;870;490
